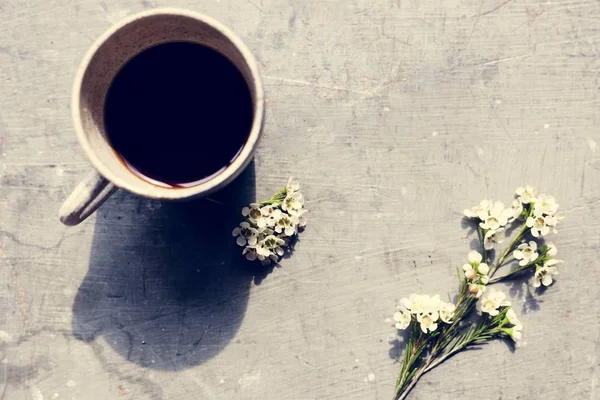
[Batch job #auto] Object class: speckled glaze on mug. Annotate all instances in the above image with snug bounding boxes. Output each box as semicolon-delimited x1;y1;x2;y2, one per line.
60;8;264;226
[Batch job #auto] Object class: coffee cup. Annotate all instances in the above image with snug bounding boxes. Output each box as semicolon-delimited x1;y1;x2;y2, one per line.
60;8;264;226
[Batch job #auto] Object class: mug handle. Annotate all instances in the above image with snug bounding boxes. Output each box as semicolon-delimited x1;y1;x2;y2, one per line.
59;170;118;226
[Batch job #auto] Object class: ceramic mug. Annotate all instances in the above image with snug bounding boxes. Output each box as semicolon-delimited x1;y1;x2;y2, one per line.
59;8;264;226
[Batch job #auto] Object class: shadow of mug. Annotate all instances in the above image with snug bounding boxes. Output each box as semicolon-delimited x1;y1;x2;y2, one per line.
72;163;256;370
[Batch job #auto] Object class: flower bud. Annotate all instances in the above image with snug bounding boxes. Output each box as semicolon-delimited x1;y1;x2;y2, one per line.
465;269;477;280
469;284;480;295
477;263;490;275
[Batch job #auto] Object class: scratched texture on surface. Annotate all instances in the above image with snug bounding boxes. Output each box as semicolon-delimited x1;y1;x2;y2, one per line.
1;0;599;399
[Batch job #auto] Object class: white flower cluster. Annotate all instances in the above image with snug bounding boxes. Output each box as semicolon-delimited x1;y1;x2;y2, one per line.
477;288;523;343
463;251;490;298
477;287;511;316
523;189;562;238
464;200;516;250
464;186;563;249
233;178;307;265
393;294;456;334
513;241;562;288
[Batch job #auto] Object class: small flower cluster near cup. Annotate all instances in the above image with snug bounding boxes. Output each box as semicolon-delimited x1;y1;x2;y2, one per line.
233;178;307;265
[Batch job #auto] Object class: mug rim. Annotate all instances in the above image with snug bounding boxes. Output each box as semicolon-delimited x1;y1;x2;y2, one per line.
71;8;264;200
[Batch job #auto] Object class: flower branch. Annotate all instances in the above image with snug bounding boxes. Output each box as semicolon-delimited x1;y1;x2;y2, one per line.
391;186;564;400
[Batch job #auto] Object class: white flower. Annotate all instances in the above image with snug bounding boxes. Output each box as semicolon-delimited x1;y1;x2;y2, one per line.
260;204;275;217
533;194;559;217
468;251;483;265
439;301;456;324
515;186;537;204
546;243;557;257
484;228;504;250
295;209;308;228
399;294;453;331
403;295;442;331
242;203;268;228
286;177;301;193
232;222;259;247
477;287;511;316
282;191;304;214
479;201;509;231
255;243;272;258
505;308;522;329
503;308;523;343
402;294;437;316
393;308;411;330
469;283;485;298
418;314;438;333
531;259;561;288
463;264;477;280
526;215;556;237
508;199;523;222
513;241;539;266
544;214;560;233
242;246;259;261
464;200;492;219
505;325;523;342
259;235;286;257
261;206;281;228
274;213;299;236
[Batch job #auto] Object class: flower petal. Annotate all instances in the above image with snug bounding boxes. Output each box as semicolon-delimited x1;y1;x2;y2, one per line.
526;217;535;228
542;274;553;286
468;251;483;265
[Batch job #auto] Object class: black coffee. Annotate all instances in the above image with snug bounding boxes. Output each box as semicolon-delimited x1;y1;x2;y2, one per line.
104;42;253;186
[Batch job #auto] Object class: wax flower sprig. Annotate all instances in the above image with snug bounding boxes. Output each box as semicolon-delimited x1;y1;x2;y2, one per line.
233;178;307;265
392;186;564;400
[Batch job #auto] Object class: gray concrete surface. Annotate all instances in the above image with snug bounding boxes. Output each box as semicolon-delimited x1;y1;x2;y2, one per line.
1;0;599;399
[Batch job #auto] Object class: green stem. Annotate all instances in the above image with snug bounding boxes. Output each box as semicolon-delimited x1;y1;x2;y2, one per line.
477;226;487;262
431;296;475;355
489;264;533;283
394;328;440;400
258;187;287;207
489;224;527;278
259;199;278;206
395;359;432;400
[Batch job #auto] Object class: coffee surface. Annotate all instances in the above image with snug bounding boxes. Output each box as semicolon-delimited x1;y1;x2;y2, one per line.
104;41;253;186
